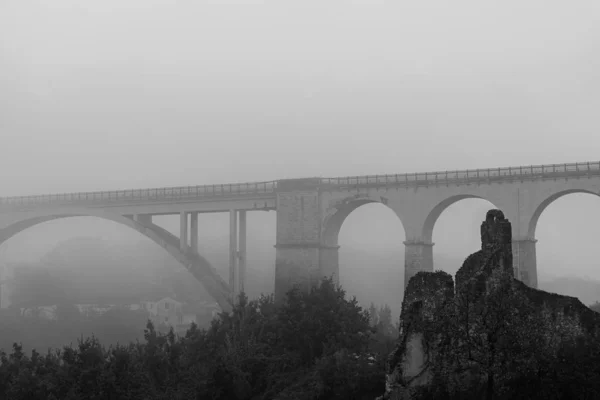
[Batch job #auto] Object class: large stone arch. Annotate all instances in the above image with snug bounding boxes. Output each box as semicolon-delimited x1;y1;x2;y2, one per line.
402;194;505;288
321;194;407;247
527;189;600;238
319;193;407;287
0;209;232;312
421;194;500;244
515;187;600;290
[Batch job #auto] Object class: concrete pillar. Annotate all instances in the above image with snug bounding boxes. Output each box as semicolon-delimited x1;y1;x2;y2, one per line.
319;245;340;285
274;178;322;303
134;214;152;225
229;209;238;304
512;238;538;288
404;240;434;288
190;212;199;253
238;210;247;295
179;212;188;252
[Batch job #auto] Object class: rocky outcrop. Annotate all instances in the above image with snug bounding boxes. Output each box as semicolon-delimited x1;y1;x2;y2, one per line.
380;210;600;400
383;270;454;399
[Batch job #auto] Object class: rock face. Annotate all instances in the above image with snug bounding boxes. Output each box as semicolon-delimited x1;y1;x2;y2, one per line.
380;210;600;400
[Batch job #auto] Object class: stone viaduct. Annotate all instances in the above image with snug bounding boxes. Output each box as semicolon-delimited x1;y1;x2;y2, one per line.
1;161;599;312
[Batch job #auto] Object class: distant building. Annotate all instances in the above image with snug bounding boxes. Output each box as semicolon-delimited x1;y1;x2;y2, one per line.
76;303;124;317
15;304;59;320
10;292;223;335
140;297;223;333
19;303;138;320
140;296;188;331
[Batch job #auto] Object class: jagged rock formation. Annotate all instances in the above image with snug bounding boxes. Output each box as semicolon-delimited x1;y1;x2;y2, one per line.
380;210;600;400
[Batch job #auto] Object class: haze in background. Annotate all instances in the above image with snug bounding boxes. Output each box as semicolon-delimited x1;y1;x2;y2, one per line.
1;1;600;315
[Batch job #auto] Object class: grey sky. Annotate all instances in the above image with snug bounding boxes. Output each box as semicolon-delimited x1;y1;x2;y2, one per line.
1;1;600;292
2;0;599;194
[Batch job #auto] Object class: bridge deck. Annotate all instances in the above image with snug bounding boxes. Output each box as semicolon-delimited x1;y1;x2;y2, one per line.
1;161;598;209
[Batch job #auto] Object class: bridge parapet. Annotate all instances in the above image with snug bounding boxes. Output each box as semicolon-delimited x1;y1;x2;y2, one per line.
276;178;321;192
320;161;600;189
0;180;278;210
1;161;599;210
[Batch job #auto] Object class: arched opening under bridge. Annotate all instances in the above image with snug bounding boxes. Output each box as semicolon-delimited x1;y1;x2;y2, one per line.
151;211;277;301
0;213;231;312
428;196;498;278
331;202;406;320
533;191;600;307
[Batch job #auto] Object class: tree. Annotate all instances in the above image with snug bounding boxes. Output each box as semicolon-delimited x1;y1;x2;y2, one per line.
377;304;395;337
368;303;379;326
277;278;373;365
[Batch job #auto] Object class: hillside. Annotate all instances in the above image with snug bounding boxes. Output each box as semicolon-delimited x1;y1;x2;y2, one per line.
37;236;275;306
10;235;599;318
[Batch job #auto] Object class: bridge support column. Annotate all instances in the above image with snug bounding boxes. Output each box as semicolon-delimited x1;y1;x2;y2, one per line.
403;240;434;288
229;209;238;304
238;210;247;295
512;237;538;289
274;179;322;303
319;245;340;285
179;212;188;252
190;212;198;253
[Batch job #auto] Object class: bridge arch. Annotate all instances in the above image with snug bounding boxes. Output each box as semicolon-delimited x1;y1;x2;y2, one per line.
322;194;407;247
0;209;232;312
523;186;600;292
319;194;407;300
422;194;500;244
528;189;600;238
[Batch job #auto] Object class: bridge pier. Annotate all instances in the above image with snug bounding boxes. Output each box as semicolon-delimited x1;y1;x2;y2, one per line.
513;237;538;289
229;209;238;303
275;244;320;302
319;245;340;285
274;179;322;303
190;212;198;253
179;212;188;251
228;210;248;303
404;240;434;288
238;210;247;295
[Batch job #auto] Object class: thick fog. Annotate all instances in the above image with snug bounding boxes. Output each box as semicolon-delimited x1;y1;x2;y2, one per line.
1;0;600;313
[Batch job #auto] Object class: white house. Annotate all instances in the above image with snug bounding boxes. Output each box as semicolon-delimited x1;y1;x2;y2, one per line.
141;296;186;328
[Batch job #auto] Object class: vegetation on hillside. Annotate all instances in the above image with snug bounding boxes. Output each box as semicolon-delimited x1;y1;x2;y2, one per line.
0;305;152;354
4;260;600;399
0;278;398;400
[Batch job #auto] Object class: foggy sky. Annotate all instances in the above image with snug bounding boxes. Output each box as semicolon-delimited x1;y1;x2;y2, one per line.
1;2;600;288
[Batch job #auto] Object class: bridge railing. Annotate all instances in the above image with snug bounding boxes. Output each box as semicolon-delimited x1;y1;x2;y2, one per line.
2;161;599;208
320;161;600;187
0;181;278;207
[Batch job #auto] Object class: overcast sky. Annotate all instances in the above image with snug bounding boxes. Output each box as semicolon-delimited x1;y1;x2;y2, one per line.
1;1;600;288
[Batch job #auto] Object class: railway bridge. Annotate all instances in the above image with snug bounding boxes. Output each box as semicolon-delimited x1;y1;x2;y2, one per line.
1;160;599;312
